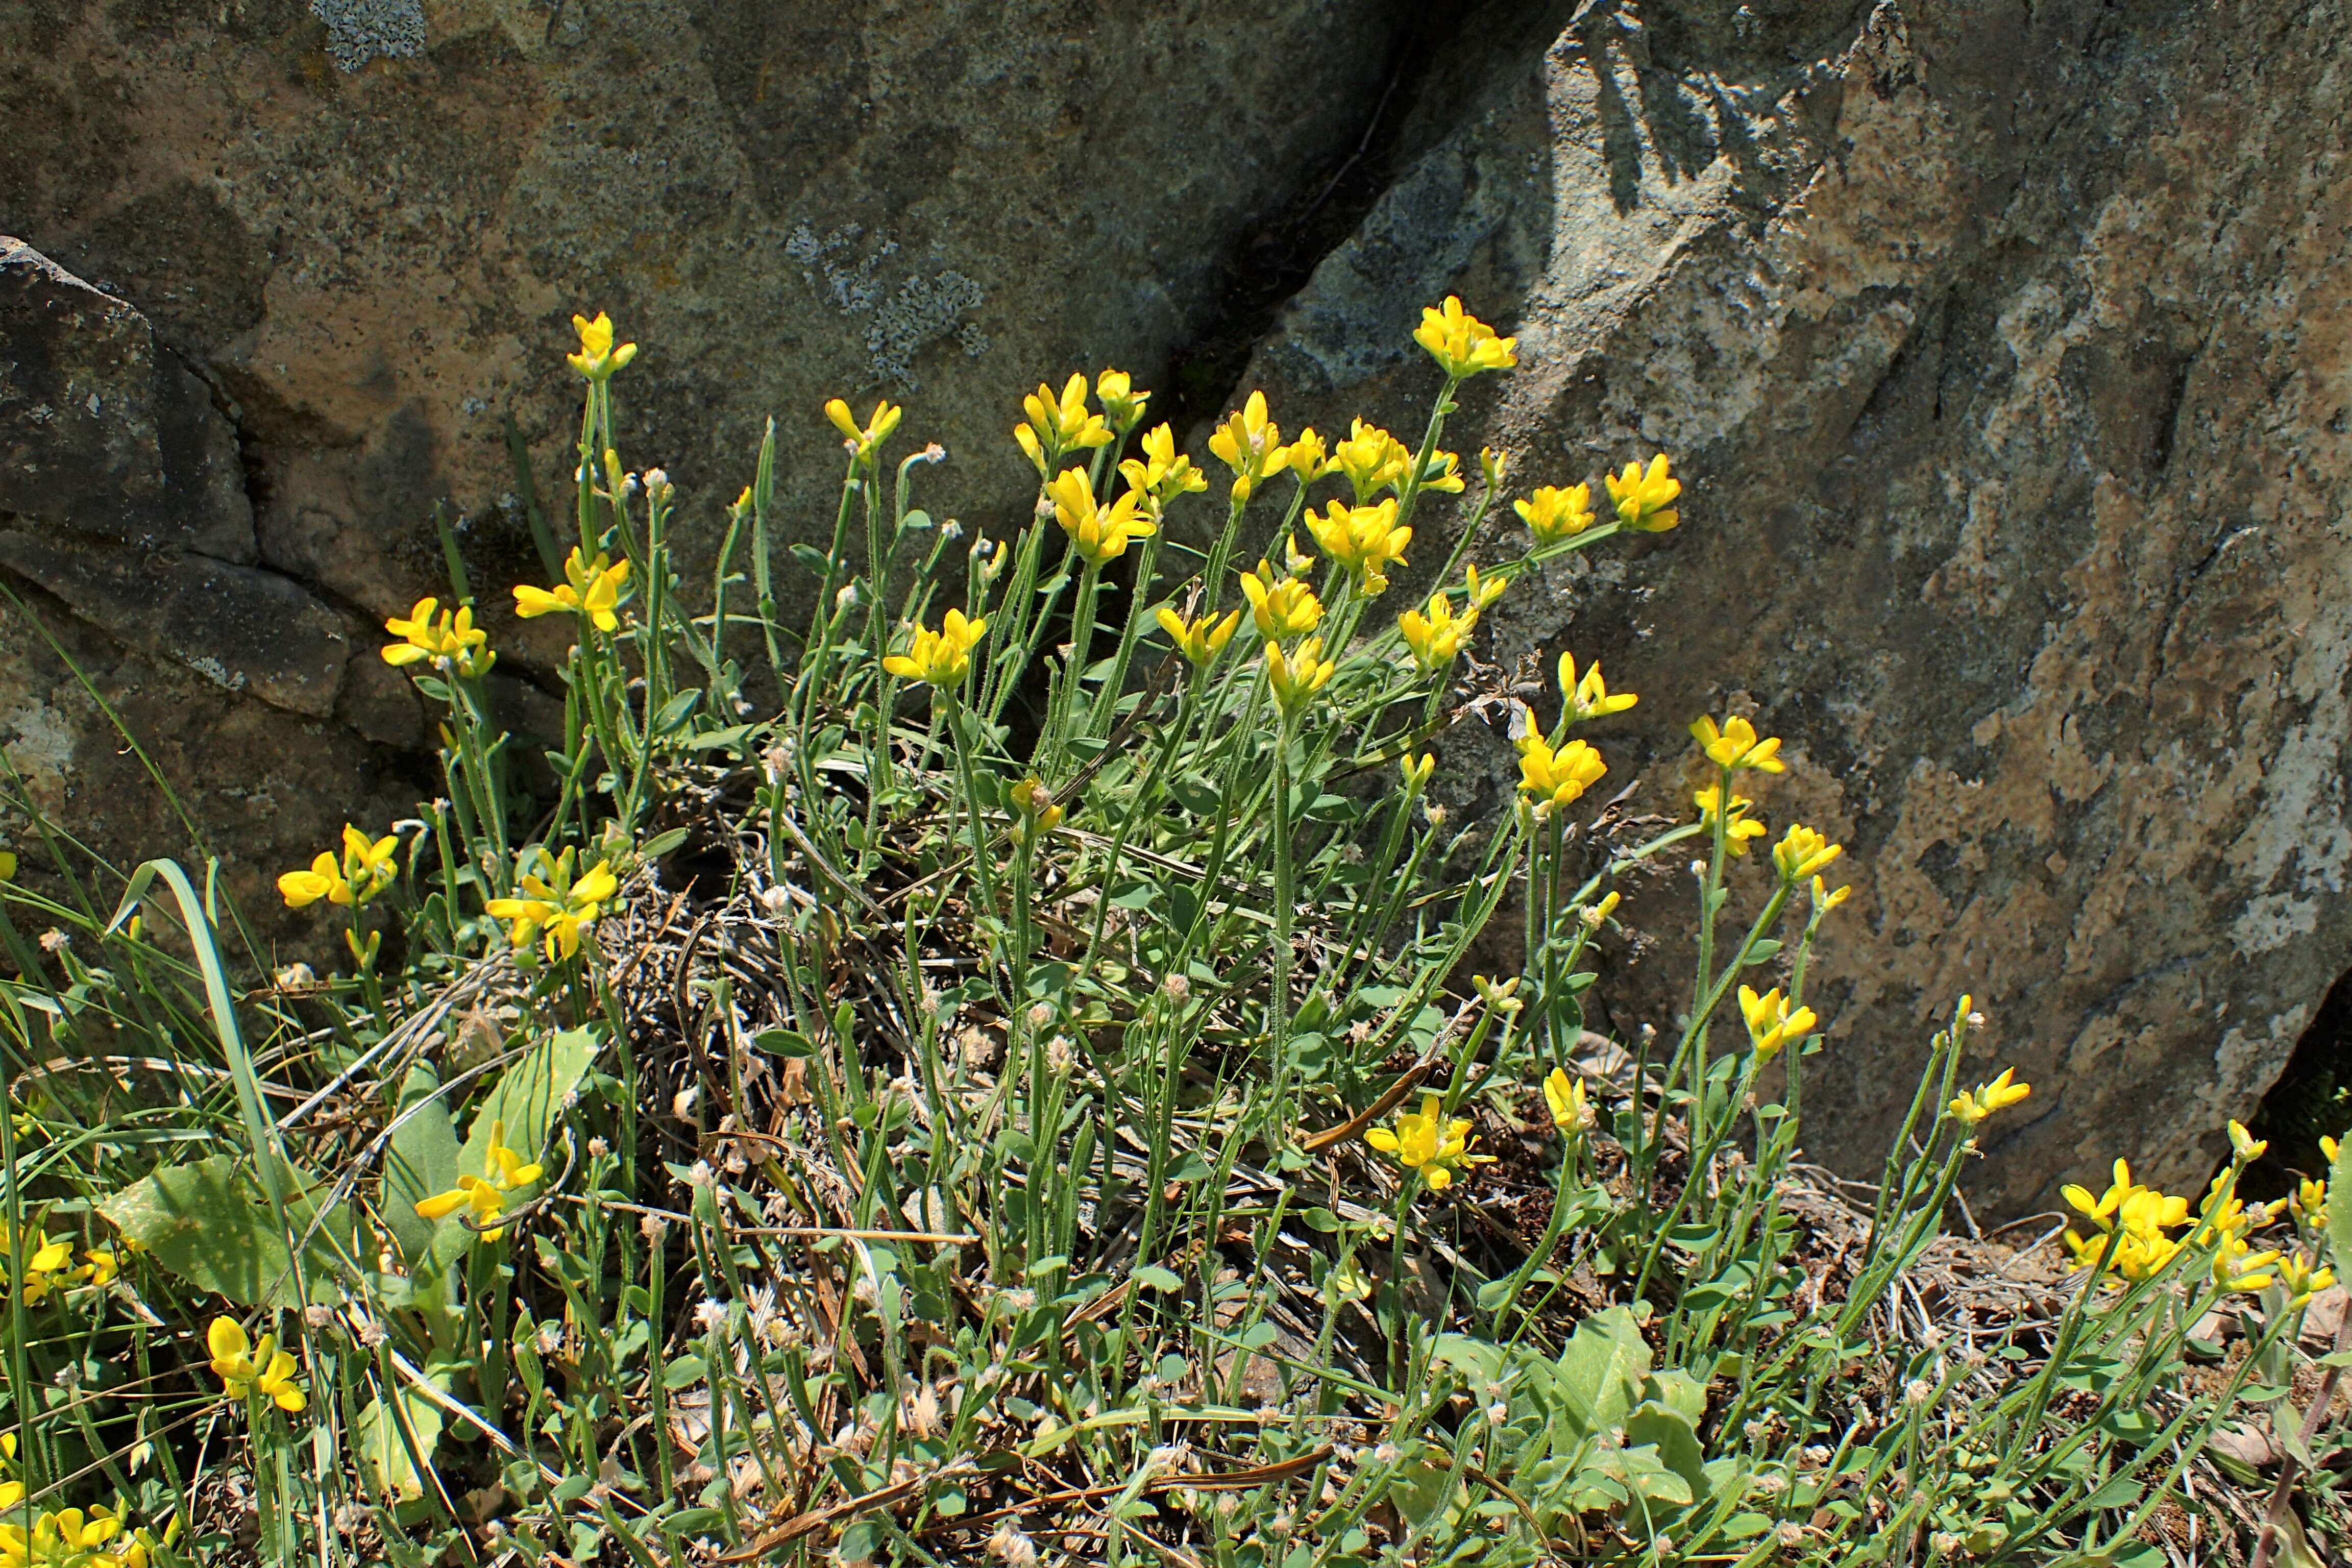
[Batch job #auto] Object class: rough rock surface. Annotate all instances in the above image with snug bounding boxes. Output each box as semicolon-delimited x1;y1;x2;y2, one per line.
2;0;1420;925
6;0;2349;1209
1231;0;2352;1210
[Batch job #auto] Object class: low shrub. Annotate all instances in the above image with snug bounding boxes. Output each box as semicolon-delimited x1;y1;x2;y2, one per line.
0;302;2343;1566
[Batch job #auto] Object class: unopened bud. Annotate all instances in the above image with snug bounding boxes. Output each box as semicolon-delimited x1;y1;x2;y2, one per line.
1162;973;1190;1003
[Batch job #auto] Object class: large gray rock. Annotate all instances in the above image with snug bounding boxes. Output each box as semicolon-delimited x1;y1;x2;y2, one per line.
1227;0;2352;1211
1;0;1427;919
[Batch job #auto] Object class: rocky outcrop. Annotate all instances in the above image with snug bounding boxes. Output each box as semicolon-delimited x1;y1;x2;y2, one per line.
8;0;2348;1209
2;0;1428;923
1232;0;2352;1210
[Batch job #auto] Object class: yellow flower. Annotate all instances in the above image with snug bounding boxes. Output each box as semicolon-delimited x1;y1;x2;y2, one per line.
1515;483;1594;543
207;1317;306;1411
1118;424;1208;507
1207;390;1291;500
1516;734;1606;812
1948;1067;2030;1125
483;847;618;963
882;608;988;687
1557;652;1636;721
1265;636;1335;719
413;1118;545;1243
1156;606;1241;669
1363;1092;1493;1191
1417;450;1466;495
1465;562;1506;611
1737;985;1818;1062
1015;374;1114;476
1399;752;1435;797
2211;1232;2281;1294
1694;786;1766;856
380;598;494;678
825;398;904;463
1009;777;1064;842
1772;825;1842;883
1604;454;1680;531
513;547;631;632
1691;714;1785;773
1305;499;1411;594
2279;1252;2336;1306
1047;466;1156;565
77;1247;117;1289
1;1506;152;1568
2326;1135;2341;1164
1413;296;1518;379
1286;427;1331;480
1580;890;1622;929
2228;1119;2270;1163
2294;1174;2328;1230
566;311;637;381
4;1223;74;1305
1472;974;1524;1015
1332;419;1410;501
1095;368;1148;432
1398;591;1476;675
1544;1068;1593;1137
1811;876;1851;913
279;822;402;914
1239;563;1322;643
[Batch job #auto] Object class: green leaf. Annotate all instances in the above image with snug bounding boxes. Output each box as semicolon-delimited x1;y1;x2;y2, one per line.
1133;1266;1186;1293
1624;1402;1709;1503
99;1155;360;1309
357;1378;448;1503
429;1027;599;1270
652;690;702;736
2329;1127;2352;1268
639;826;691;859
1555;1307;1650;1440
382;1066;462;1267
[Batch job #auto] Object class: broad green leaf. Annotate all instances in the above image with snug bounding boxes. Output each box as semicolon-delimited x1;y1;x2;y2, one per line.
99;1155;360;1309
356;1377;448;1502
1555;1307;1651;1440
2328;1125;2352;1268
428;1027;598;1269
382;1065;462;1266
1625;1402;1709;1504
1642;1368;1708;1426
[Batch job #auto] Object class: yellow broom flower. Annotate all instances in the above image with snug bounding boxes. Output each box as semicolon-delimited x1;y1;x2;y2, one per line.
1413;296;1517;379
883;608;988;687
513;547;631;632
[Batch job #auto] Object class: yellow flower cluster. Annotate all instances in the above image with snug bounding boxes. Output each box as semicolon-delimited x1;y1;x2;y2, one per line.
1415;295;1519;380
0;1505;158;1568
1014;374;1113;474
277;824;400;911
1240;563;1322;643
1119;424;1207;509
382;597;494;678
207;1316;306;1411
1010;777;1064;846
567;311;637;381
1155;606;1240;669
826;397;904;463
484;847;617;962
1515;483;1594;543
1737;985;1816;1061
1544;1068;1594;1139
2;1223;113;1305
1695;786;1765;856
1517;736;1607;812
1095;369;1148;433
1048;467;1155;565
1208;391;1292;501
414;1119;544;1243
1947;1067;2030;1125
1265;637;1336;719
1305;498;1411;595
884;608;988;687
2060;1160;2192;1283
1692;714;1784;773
1605;454;1681;531
1558;652;1635;722
513;547;631;632
1332;420;1408;500
1364;1093;1494;1191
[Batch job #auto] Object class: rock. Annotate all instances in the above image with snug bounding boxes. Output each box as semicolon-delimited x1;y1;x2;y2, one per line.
1;0;1430;926
1220;0;2352;1212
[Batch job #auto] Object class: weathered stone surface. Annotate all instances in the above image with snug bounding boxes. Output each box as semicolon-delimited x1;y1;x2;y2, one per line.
1;0;1422;918
1230;0;2352;1211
